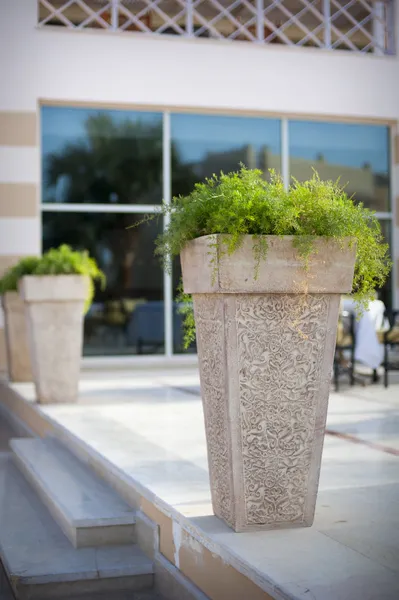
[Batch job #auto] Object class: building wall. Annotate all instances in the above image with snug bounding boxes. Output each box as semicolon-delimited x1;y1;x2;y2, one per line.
2;1;399;118
1;0;399;368
0;109;40;371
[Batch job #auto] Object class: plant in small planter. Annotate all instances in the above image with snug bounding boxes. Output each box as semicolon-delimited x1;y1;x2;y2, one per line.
18;245;105;404
0;257;40;382
139;166;390;532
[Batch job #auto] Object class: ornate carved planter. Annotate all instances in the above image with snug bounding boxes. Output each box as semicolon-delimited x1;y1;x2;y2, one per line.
181;235;356;532
19;275;88;404
2;292;32;382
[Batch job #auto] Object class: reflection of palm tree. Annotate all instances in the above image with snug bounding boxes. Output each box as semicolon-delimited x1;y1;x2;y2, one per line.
43;114;197;300
46;113;196;204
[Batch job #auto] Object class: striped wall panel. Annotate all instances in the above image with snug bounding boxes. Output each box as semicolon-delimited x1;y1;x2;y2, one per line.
0;111;39;372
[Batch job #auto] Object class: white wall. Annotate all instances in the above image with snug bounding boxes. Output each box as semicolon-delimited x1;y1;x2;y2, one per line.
0;218;40;256
1;0;399;121
0;147;39;184
0;0;398;309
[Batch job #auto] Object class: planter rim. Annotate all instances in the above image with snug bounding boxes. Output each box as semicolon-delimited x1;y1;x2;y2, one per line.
188;233;356;240
181;234;357;295
2;290;23;310
183;233;357;247
20;274;87;279
19;274;89;303
1;289;19;303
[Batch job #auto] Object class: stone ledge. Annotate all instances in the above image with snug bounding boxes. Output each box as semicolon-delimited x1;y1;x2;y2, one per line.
1;378;398;600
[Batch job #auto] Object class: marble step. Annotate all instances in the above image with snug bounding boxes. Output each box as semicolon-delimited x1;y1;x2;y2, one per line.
1;558;15;600
0;454;154;600
67;593;165;600
10;437;136;548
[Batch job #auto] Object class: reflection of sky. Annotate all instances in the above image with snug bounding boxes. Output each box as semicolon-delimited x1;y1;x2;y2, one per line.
289;121;389;173
41;106;163;157
171;113;281;163
41;106;390;177
41;106;163;200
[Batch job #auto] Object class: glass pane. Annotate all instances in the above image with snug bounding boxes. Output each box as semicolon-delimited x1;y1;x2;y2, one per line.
42;212;164;355
173;257;197;355
378;220;393;312
41;106;163;205
288;121;390;212
171;112;281;352
171;113;281;197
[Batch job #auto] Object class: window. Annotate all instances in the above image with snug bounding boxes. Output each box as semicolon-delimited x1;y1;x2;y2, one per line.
41;107;393;356
42;212;163;355
289;119;392;309
377;219;393;311
42;106;163;205
41;105;164;356
171;112;282;352
171;113;281;198
288;121;390;212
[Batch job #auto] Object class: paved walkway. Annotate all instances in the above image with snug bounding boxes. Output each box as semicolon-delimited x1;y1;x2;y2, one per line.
6;370;399;599
0;418;16;600
0;418;14;453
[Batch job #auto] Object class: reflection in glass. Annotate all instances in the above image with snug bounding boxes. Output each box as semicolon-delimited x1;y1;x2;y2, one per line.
41;106;163;205
171;113;281;197
289;121;390;212
378;220;392;312
173;257;197;355
42;212;164;355
171;113;280;351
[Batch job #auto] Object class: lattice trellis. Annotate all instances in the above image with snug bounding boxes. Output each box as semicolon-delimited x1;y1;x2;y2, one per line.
39;0;114;29
190;1;257;41
118;1;187;35
37;0;395;55
329;0;391;53
260;1;325;47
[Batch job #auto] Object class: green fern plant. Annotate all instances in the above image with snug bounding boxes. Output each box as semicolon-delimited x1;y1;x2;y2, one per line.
33;245;106;313
0;257;41;294
132;166;391;347
176;280;196;349
0;246;106;314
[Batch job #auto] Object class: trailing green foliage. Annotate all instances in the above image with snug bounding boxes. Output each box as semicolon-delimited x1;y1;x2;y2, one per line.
0;245;105;313
0;257;41;294
176;280;196;349
134;166;391;346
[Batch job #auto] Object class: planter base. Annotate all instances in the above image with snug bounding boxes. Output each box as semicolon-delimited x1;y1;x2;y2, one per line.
20;275;87;404
182;235;356;532
25;302;84;404
2;292;32;382
194;292;340;532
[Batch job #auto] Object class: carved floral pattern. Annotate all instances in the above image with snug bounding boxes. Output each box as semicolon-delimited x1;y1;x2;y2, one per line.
193;294;235;527
194;292;331;530
236;294;330;525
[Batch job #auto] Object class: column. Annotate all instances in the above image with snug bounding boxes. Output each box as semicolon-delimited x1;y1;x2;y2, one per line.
373;1;385;55
0;1;40;373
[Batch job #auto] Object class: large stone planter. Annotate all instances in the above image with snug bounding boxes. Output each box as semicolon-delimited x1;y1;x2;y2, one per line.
1;292;32;382
19;275;88;404
181;235;356;532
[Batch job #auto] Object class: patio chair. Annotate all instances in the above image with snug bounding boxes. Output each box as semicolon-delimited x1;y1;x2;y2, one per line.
378;310;399;387
333;310;356;392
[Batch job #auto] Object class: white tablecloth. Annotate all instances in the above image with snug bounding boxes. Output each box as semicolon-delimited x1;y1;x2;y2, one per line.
342;298;387;370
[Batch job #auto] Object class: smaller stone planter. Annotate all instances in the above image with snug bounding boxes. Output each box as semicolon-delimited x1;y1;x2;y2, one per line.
19;275;88;404
2;292;32;382
181;235;356;532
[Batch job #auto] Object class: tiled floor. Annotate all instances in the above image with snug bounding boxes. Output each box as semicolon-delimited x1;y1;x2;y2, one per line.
7;370;399;599
0;418;15;453
0;418;16;600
